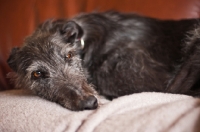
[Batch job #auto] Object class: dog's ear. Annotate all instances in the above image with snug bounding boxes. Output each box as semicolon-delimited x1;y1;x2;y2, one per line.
7;47;20;72
60;21;84;44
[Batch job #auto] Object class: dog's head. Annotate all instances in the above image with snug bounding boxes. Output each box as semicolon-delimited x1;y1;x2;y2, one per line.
7;20;98;111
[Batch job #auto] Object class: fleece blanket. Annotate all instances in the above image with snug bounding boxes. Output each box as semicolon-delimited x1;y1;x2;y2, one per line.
0;89;200;132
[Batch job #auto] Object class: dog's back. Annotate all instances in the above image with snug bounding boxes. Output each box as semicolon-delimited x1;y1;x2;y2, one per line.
71;11;200;98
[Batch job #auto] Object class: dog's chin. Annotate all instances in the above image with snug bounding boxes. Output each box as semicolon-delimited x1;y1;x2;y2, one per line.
59;96;99;111
62;105;82;111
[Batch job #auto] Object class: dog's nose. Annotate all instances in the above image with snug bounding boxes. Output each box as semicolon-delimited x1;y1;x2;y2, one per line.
80;95;98;110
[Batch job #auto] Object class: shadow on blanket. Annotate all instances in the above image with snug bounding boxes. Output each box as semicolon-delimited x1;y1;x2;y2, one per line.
0;89;200;132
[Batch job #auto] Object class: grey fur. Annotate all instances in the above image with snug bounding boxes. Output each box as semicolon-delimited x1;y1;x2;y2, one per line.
7;11;200;111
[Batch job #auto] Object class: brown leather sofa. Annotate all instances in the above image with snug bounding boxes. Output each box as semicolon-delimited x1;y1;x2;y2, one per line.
1;0;200;90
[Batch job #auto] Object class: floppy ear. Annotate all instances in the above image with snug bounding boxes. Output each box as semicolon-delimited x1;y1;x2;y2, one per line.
60;21;84;44
7;47;20;72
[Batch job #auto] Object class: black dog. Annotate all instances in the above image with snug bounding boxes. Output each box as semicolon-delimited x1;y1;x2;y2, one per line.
7;11;200;111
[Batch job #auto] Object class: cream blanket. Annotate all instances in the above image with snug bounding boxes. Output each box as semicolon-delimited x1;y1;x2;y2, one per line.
0;89;200;132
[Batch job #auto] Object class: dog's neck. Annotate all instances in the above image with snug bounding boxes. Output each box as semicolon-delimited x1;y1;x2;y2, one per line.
75;38;85;49
80;38;85;49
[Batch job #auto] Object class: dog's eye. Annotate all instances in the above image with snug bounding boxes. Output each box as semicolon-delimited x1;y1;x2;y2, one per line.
66;52;73;59
32;71;43;79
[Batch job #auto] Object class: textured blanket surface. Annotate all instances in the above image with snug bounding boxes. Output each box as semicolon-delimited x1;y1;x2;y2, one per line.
0;89;200;132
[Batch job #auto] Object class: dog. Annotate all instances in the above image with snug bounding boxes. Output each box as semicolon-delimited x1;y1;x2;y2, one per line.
7;11;200;111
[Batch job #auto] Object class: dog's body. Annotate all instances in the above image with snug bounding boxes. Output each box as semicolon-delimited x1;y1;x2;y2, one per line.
7;11;200;111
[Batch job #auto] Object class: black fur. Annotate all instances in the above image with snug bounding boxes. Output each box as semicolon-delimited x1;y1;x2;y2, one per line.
7;11;200;111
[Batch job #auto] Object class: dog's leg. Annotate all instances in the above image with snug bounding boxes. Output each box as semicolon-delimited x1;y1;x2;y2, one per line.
167;40;200;96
